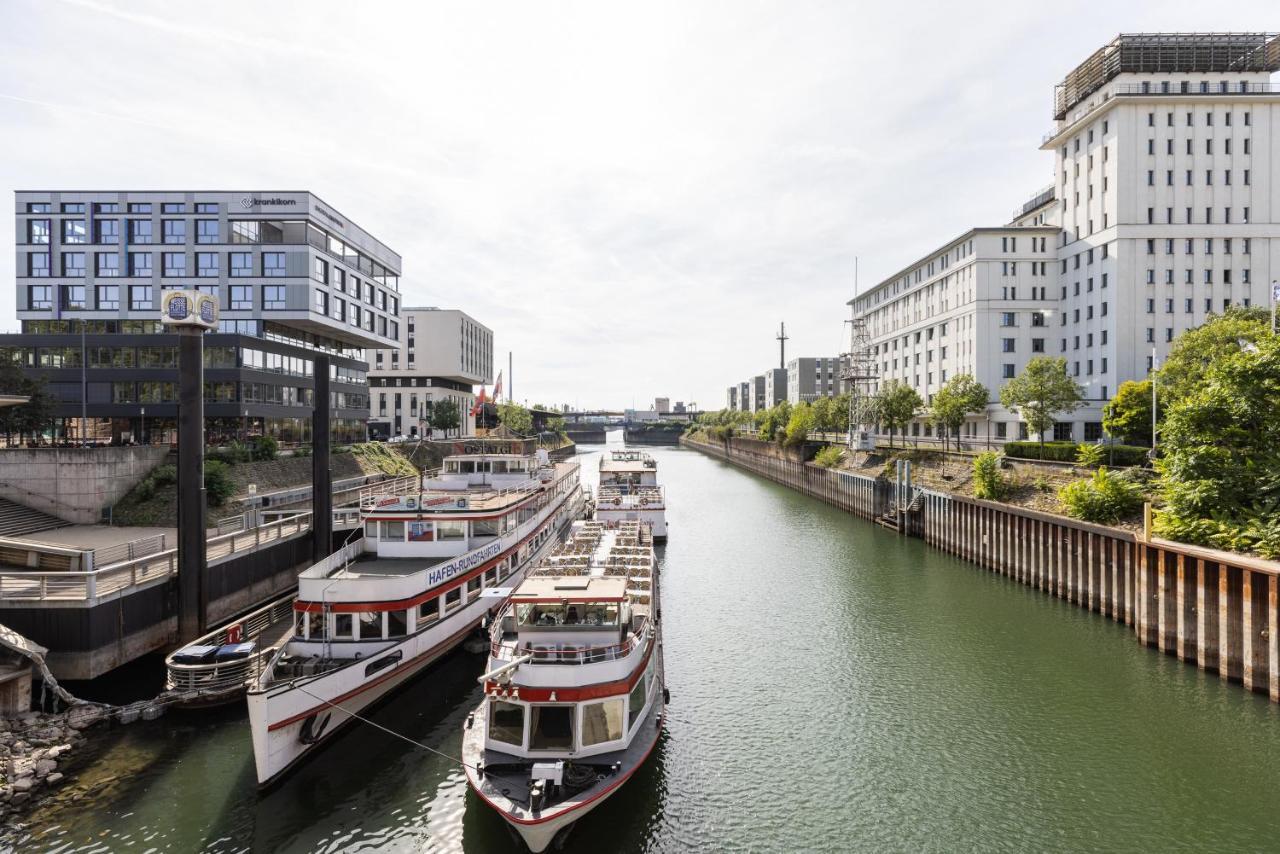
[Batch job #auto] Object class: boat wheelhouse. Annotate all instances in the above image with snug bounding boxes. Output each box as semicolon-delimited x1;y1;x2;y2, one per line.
463;520;665;852
247;447;584;787
595;450;667;540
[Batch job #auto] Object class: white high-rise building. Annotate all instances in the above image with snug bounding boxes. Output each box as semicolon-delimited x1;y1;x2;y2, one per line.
849;32;1280;445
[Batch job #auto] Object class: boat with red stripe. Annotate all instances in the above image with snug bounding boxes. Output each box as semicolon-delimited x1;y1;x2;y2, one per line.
247;443;585;787
462;518;666;852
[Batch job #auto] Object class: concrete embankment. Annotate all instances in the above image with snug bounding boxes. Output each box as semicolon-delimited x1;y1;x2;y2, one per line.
682;434;1280;704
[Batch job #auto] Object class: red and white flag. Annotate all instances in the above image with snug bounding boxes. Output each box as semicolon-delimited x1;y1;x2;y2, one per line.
492;370;503;402
470;387;487;417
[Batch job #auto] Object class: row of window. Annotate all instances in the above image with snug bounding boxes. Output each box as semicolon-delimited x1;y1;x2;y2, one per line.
24;249;287;278
25;202;218;214
1145;169;1253;191
29;283;290;312
16;319;366;361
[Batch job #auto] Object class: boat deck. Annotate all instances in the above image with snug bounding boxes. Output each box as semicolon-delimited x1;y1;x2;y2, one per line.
331;553;454;578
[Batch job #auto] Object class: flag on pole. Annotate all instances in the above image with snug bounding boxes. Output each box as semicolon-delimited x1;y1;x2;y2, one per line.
470;386;487;417
493;370;503;403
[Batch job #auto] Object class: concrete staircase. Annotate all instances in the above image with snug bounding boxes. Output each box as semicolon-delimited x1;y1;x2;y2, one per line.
0;497;72;538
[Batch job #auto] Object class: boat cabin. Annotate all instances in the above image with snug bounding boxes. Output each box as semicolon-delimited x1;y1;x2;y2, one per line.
598;450;658;488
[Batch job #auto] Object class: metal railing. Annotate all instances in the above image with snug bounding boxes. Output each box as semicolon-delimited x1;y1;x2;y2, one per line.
357;474;427;508
493;621;651;665
164;594;297;696
0;511;313;602
91;533;167;568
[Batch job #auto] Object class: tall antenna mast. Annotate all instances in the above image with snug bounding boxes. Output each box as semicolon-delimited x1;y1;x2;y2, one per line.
776;321;788;369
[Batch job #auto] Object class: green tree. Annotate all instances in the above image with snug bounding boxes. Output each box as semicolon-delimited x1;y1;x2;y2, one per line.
756;400;791;442
1157;306;1269;402
0;354;53;446
1101;380;1157;447
929;374;989;450
998;356;1084;457
1154;333;1280;558
496;402;532;435
783;402;816;446
875;380;922;449
432;399;461;437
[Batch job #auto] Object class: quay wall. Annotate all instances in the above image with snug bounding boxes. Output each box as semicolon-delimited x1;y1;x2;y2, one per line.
682;435;1280;703
565;428;607;444
0;447;169;524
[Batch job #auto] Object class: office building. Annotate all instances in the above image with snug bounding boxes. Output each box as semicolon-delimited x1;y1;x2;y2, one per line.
786;357;841;404
367;307;493;439
8;190;401;444
654;397;670;414
726;385;738;410
849;32;1280;443
763;368;787;407
747;375;767;412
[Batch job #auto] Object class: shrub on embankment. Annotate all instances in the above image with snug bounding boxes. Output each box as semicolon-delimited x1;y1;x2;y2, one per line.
1003;440;1149;467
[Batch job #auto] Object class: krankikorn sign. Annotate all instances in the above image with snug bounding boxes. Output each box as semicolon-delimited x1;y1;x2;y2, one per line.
239;196;298;209
427;540;503;588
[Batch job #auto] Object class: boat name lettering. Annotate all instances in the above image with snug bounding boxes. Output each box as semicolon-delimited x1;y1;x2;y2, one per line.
376;496;400;507
429;541;503;586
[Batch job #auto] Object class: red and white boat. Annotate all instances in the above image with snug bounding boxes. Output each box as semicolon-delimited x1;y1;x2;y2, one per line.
463;519;665;852
247;447;584;786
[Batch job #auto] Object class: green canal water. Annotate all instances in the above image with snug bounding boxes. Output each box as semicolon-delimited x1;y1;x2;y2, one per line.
8;442;1280;852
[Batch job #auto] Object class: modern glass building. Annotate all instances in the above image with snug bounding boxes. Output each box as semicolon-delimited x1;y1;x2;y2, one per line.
6;191;402;445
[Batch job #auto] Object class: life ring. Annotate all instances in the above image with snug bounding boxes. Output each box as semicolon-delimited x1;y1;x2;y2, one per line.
612;498;621;506
640;498;649;506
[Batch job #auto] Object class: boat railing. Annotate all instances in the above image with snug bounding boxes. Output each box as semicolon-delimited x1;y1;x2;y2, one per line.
490;620;651;665
164;594;298;696
358;473;431;508
597;485;664;507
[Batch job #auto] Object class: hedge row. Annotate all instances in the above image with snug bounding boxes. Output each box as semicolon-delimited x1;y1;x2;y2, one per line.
1003;440;1149;467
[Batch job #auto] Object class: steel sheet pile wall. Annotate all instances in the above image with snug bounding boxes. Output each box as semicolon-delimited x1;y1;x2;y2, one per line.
682;436;1280;702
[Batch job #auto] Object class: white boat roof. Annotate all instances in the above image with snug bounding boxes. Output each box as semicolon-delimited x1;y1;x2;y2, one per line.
510;575;627;602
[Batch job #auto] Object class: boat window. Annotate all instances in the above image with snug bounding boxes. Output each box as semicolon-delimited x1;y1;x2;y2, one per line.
460;461;476;473
409;521;433;541
484;567;497;586
444;587;462;612
492;460;508;474
357;611;381;640
476;461;491;473
364;650;402;678
386;609;408;638
418;597;439;625
467;576;482;601
581;698;625;747
436;520;466;540
473;519;500;538
382;521;405;540
498;559;511;581
529;705;573;751
488;701;524;746
445;460;459;473
333;613;353;639
628;673;648;721
364;521;378;538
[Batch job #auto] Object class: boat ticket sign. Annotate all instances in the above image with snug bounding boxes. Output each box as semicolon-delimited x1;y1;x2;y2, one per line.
374;495;468;511
428;540;504;587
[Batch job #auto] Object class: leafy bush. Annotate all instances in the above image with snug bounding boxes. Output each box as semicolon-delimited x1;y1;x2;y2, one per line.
1004;440;1148;467
251;435;279;461
1075;443;1105;468
1058;467;1143;524
207;440;252;465
814;445;844;468
151;464;177;487
203;460;236;506
973;452;1009;501
293;445;312;458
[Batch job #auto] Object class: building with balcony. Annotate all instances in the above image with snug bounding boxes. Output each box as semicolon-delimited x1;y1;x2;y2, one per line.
848;32;1280;445
7;191;402;444
367;307;493;439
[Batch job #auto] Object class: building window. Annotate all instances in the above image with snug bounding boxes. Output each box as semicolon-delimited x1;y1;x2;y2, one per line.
94;219;119;244
263;285;286;310
313;257;328;284
1000;312;1016;327
162;252;186;277
27;253;50;277
95;254;120;277
28;219;50;244
263;252;285;276
28;285;52;309
62;252;85;277
127;252;152;276
62;219;87;244
1002;364;1015;379
314;289;328;315
230;285;253;310
61;285;86;310
1001;338;1015;353
162;220;186;244
195;220;219;244
129;285;153;310
96;285;120;310
229;252;253;277
196;252;218;277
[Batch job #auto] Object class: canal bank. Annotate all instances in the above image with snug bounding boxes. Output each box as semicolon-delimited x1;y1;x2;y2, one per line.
682;434;1280;705
5;443;1280;851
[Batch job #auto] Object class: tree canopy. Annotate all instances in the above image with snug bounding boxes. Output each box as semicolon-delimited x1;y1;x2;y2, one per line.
0;353;53;444
1101;379;1157;447
1157;306;1270;402
998;356;1083;451
929;374;988;448
875;380;921;448
430;399;460;436
497;402;533;435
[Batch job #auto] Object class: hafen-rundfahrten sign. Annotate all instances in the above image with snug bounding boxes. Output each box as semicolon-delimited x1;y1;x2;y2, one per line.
161;289;220;332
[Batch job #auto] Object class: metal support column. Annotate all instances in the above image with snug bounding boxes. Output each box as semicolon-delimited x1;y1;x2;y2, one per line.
176;328;207;642
312;354;332;561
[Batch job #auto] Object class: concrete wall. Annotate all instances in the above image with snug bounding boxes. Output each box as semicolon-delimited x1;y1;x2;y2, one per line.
0;446;169;524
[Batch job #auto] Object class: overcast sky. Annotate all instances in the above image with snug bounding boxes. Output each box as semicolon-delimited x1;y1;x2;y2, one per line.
1;1;1275;410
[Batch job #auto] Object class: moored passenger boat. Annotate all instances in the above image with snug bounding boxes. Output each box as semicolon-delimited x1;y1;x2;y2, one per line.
463;519;665;852
246;446;584;787
595;450;667;540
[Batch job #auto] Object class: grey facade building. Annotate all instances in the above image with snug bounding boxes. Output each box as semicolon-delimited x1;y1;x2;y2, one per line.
747;375;767;412
737;381;750;411
763;368;787;407
726;385;738;410
8;190;402;444
786;357;841;404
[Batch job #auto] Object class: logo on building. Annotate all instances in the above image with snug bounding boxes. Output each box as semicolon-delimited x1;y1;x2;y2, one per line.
239;196;299;209
161;290;220;332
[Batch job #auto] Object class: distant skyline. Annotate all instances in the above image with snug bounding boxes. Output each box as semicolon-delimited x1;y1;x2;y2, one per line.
2;1;1276;409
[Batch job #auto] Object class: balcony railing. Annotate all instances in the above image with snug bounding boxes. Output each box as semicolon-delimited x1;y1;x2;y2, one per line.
1045;82;1279;143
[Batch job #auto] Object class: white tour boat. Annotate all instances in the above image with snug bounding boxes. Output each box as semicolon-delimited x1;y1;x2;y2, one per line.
595;450;667;540
463;519;665;852
247;447;584;786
